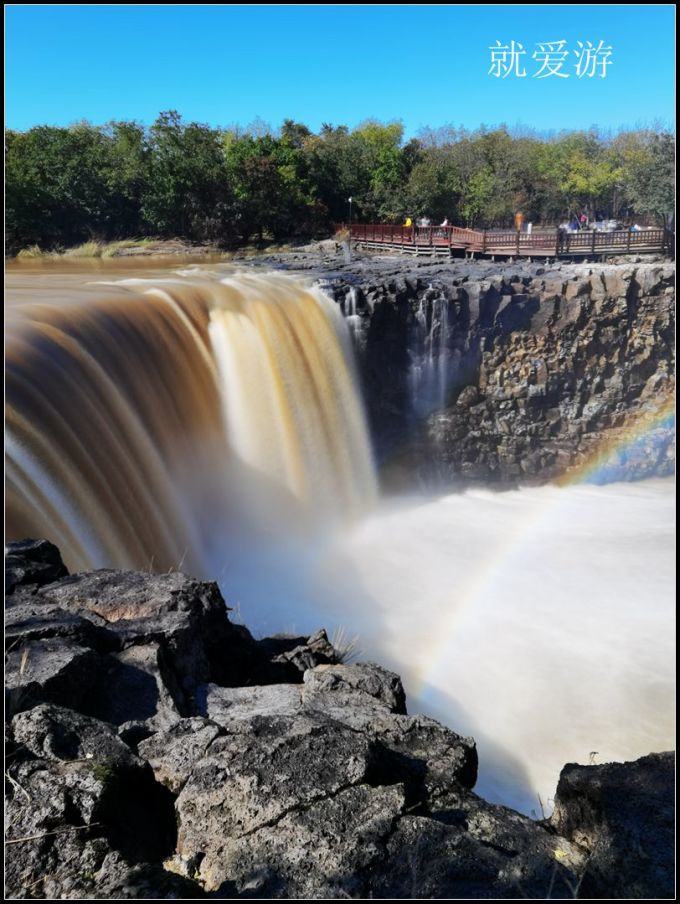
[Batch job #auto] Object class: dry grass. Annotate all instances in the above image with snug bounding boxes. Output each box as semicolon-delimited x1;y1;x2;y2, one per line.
100;239;137;258
15;244;46;259
331;626;362;664
100;238;157;257
13;237;160;261
62;240;105;258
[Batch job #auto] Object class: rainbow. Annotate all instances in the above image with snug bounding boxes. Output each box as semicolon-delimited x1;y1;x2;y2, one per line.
555;392;675;487
408;392;675;701
408;489;559;699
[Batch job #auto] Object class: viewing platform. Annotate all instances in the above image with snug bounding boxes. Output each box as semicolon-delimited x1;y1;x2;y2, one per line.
351;224;674;260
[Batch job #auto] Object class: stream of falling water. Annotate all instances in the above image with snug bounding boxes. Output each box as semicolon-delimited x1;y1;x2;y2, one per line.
5;261;675;816
6;267;376;574
408;292;455;418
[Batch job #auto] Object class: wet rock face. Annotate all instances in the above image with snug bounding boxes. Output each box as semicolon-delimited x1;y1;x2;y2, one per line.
5;542;676;899
327;261;675;487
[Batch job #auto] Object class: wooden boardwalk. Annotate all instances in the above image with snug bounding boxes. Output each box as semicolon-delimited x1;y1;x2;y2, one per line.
351;224;674;260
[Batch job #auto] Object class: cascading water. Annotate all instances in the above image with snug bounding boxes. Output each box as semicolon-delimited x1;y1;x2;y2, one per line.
6;269;377;575
408;290;457;419
342;286;362;340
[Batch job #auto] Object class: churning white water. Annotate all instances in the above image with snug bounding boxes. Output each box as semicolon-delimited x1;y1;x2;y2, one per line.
222;477;675;817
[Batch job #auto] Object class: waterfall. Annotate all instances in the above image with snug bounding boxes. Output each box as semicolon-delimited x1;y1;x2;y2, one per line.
342;287;362;340
6;270;377;575
408;291;454;418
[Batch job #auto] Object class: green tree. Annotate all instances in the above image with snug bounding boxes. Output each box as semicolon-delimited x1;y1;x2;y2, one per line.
350;121;406;221
5;115;675;252
460;167;496;227
617;131;675;226
303;125;367;223
101;121;148;236
537;131;620;221
142;111;233;241
405;145;461;223
6;122;119;248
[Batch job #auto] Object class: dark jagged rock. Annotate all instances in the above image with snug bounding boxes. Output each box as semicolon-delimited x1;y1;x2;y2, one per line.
5;596;119;653
36;569;240;695
4;545;675;899
372;810;584;899
91;641;184;726
6;637;100;719
551;752;675;899
5;704;182;900
4;565;347;732
190;665;476;803
137;717;222;793
253;628;339;682
365;711;478;804
199;783;407;898
5;538;68;594
291;256;674;487
175;713;379;891
170;665;478;892
302;663;477;800
6;569;286;726
12;703;141;768
302;661;407;714
198;681;303;724
63;853;206;899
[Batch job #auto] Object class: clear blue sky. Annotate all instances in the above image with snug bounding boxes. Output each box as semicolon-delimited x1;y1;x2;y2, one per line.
5;4;676;136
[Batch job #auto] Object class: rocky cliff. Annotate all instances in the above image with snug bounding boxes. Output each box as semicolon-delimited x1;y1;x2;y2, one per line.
5;539;675;899
317;258;675;488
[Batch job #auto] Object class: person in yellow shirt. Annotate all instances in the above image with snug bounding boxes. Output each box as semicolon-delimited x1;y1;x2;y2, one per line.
404;216;412;227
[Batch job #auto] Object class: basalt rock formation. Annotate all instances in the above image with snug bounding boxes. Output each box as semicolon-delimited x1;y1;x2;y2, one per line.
4;540;675;899
317;258;675;487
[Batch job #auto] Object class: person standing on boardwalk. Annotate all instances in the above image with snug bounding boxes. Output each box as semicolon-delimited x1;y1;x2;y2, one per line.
557;225;566;253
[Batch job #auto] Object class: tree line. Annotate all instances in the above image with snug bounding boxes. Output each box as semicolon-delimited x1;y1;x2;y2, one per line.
5;111;675;252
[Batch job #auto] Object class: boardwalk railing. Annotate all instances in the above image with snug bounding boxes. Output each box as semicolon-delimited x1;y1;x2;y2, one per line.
351;224;672;258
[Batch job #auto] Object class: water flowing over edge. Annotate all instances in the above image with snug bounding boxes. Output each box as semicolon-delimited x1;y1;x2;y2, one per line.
6;269;377;575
